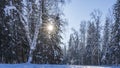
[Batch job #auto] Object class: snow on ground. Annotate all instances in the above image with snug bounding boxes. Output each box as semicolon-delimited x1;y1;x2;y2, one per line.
0;64;120;68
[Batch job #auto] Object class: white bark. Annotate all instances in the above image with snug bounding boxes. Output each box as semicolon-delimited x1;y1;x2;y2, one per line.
4;0;42;63
21;0;42;63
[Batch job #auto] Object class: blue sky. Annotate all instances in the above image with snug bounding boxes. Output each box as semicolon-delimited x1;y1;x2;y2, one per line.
62;0;116;47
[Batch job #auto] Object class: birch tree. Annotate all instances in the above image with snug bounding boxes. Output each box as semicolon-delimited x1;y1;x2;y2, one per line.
4;0;42;63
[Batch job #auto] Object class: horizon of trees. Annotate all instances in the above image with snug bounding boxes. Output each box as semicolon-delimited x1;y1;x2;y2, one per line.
0;0;119;65
63;0;120;65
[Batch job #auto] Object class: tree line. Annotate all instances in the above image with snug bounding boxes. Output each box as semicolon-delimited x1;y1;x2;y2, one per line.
0;0;119;65
63;0;120;65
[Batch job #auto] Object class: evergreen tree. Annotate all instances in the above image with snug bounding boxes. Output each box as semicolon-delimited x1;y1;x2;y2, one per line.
101;16;111;65
86;22;96;65
109;0;120;64
0;0;29;63
90;10;102;65
32;0;66;64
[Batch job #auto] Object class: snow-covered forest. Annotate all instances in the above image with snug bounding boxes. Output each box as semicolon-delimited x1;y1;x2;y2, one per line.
0;0;66;64
63;0;120;65
0;0;120;67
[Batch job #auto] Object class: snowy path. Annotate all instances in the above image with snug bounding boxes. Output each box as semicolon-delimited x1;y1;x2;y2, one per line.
0;64;119;68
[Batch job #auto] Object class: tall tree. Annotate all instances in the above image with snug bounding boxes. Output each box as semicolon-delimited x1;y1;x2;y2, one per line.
86;21;96;65
32;0;66;64
109;0;120;64
3;0;43;63
90;10;102;65
79;21;86;64
0;0;29;63
101;16;111;65
67;29;79;64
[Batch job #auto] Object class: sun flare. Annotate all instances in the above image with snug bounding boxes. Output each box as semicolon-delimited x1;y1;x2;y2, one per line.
47;24;54;32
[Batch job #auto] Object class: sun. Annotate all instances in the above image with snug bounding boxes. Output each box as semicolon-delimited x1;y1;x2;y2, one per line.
47;24;54;32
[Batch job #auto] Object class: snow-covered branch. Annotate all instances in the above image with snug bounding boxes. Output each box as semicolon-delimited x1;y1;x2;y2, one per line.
4;0;42;63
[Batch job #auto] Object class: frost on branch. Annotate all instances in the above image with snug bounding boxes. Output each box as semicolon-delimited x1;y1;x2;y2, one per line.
4;5;16;16
3;0;42;63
